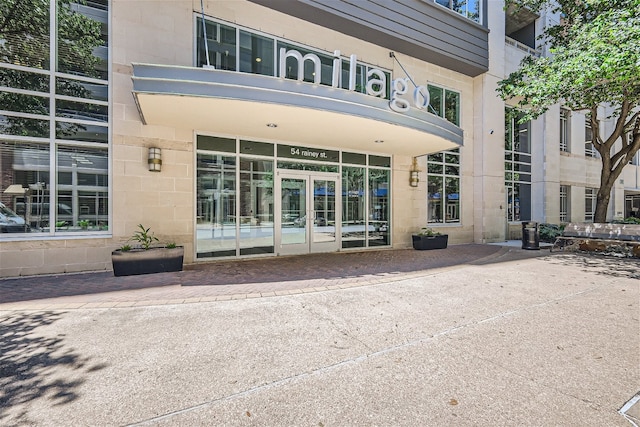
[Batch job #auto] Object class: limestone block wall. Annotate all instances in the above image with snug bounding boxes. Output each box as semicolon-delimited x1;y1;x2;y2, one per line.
0;238;113;277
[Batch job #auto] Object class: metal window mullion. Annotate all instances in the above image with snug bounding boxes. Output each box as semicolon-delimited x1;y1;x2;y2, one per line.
49;0;57;235
235;27;240;71
235;139;240;255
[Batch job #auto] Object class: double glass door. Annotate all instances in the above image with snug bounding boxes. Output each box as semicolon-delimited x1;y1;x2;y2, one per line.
276;171;340;255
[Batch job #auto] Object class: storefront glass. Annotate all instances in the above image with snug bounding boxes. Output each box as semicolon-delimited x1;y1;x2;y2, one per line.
239;158;274;255
196;152;237;257
196;137;391;258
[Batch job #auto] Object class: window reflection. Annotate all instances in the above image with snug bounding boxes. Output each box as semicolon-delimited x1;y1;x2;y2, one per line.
369;168;389;246
56;146;108;231
196;153;237;257
342;166;365;248
239;158;274;255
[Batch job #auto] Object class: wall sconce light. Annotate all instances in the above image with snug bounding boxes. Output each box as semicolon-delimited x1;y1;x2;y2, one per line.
148;147;162;172
409;157;420;187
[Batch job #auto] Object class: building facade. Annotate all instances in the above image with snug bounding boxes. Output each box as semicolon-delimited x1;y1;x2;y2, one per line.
0;1;637;277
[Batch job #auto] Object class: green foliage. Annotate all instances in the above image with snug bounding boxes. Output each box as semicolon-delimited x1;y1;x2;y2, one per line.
78;219;90;229
498;1;640;222
538;223;565;243
129;224;159;250
416;227;441;237
614;216;640;224
119;244;132;252
166;242;177;249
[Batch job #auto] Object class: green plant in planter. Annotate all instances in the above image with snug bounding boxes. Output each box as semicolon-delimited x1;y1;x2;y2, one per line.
78;219;90;230
416;227;441;237
130;224;159;250
413;227;448;250
112;225;183;276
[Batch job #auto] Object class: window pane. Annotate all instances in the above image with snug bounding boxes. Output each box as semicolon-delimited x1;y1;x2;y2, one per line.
0;69;50;92
0;1;50;69
0;141;50;232
197;135;236;152
240;140;273;157
445;90;460;126
56;77;108;101
342;166;365;248
428;176;443;223
428;85;443;117
445;177;460;223
56;121;108;143
196;153;237;257
56;146;108;231
239;31;274;76
368;168;389;246
277;42;333;85
197;20;237;71
0;114;50;138
0;92;49;115
342;152;366;165
57;0;108;80
56;99;108;122
238;158;274;254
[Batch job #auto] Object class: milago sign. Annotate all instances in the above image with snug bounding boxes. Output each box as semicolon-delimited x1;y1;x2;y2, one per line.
278;48;431;115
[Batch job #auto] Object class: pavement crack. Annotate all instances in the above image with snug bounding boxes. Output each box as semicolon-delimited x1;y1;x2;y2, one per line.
125;284;608;426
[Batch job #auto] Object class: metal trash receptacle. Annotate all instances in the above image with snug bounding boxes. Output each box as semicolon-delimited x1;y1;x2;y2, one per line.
521;221;540;250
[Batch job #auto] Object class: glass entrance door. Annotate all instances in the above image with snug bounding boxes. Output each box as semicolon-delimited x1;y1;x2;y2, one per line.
276;171;340;255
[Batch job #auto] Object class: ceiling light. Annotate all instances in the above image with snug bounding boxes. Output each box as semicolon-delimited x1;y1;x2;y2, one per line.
374;140;384;144
255;57;262;63
266;123;278;128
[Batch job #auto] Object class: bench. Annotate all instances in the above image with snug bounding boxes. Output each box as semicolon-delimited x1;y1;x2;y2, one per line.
552;223;640;258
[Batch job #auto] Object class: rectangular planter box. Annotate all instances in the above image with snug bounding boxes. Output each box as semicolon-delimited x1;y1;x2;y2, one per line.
111;247;184;276
412;234;448;250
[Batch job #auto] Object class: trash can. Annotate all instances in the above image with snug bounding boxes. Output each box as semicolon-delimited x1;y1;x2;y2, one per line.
521;221;540;250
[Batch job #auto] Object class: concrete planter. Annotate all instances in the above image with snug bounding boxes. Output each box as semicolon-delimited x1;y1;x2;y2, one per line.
412;234;448;250
111;246;184;276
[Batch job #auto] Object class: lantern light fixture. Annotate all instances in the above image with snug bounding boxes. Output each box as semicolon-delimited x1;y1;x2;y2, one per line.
409;157;420;187
148;147;162;172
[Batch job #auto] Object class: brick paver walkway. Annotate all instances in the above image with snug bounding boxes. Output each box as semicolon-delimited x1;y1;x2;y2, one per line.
0;244;521;310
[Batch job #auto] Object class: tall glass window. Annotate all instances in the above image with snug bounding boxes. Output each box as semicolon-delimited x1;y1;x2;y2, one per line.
427;85;461;126
0;0;109;235
427;150;460;223
585;188;596;222
560;108;570;152
585;113;598;158
342;165;366;248
368;168;390;246
505;108;532;222
560;185;569;222
196;19;237;70
239;31;275;76
238;157;274;255
196;151;238;258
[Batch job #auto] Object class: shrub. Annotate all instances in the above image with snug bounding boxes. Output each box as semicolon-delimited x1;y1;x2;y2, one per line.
539;223;564;243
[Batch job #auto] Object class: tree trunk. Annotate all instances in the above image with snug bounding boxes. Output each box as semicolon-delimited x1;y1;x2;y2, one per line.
594;174;612;223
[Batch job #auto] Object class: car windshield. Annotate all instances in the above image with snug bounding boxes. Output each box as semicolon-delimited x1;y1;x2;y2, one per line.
0;204;20;218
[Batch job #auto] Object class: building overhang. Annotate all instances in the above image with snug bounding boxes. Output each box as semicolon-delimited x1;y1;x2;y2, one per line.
131;64;463;157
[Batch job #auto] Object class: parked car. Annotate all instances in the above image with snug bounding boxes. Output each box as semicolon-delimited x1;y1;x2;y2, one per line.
0;203;29;233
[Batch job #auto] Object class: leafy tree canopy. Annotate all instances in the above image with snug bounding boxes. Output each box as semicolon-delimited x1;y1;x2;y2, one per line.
498;0;640;222
498;0;640;120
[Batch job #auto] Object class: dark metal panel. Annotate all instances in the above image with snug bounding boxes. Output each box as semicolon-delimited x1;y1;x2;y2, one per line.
247;0;488;76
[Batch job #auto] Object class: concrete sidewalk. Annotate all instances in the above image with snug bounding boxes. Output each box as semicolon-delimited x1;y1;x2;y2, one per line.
1;245;638;426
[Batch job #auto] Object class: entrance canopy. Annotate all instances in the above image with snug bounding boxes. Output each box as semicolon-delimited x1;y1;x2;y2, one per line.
132;64;463;157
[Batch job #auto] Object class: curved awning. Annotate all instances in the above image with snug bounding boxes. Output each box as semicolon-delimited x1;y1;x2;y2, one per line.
131;64;463;157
